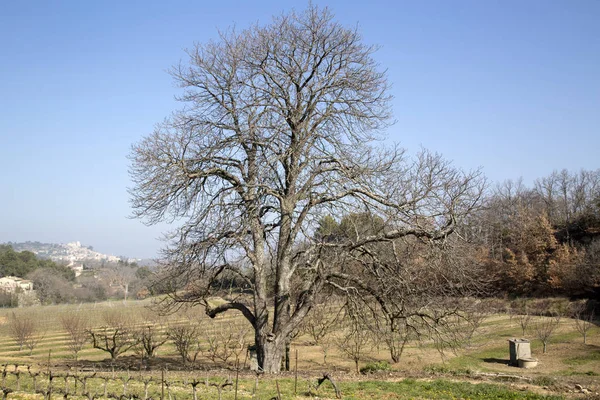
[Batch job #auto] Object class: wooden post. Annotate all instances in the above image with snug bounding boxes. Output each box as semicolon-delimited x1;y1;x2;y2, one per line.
276;380;282;400
294;348;298;395
47;350;51;375
161;368;165;400
234;357;239;400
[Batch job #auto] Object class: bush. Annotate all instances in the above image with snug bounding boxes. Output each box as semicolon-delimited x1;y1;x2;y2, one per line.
532;376;556;387
360;360;392;374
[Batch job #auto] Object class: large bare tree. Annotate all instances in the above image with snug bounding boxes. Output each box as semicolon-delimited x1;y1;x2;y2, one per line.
129;5;485;373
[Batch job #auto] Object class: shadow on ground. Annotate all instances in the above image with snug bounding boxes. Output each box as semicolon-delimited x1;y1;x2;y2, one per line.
482;358;510;365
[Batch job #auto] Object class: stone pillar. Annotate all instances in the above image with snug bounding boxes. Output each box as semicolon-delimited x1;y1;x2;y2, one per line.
508;339;531;366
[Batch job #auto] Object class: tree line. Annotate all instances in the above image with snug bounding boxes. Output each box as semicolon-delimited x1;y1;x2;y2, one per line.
0;245;156;306
0;245;74;281
469;169;600;298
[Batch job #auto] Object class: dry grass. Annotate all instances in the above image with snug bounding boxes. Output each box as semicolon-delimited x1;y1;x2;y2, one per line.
0;299;597;398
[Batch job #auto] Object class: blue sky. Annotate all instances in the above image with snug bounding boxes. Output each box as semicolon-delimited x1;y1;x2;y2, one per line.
1;0;598;258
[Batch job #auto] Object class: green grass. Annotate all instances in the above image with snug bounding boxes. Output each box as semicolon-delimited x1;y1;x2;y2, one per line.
563;349;600;366
0;373;565;400
312;378;564;399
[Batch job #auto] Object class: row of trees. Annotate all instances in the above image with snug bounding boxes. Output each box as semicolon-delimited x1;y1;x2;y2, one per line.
470;170;600;297
8;297;595;373
7;309;249;366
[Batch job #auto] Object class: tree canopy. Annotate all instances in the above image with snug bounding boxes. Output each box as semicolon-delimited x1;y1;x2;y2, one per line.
0;245;73;281
130;5;485;372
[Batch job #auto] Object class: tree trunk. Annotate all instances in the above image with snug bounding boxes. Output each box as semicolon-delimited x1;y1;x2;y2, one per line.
256;336;285;373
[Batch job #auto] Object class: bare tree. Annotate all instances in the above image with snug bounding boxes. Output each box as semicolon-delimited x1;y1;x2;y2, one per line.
335;302;372;374
133;307;169;361
9;312;38;352
373;317;411;364
61;313;89;361
533;314;561;353
462;299;490;347
87;311;138;360
24;331;45;356
300;301;343;365
130;5;485;372
168;323;202;365
203;319;250;366
135;325;168;360
511;300;533;337
329;230;488;360
103;265;138;302
572;301;595;344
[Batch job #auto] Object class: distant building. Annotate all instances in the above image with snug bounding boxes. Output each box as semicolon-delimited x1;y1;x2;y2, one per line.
70;263;84;277
0;276;33;292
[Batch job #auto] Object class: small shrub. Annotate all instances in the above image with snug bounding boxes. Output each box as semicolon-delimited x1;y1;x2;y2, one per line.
532;376;556;387
423;365;450;375
360;360;392;374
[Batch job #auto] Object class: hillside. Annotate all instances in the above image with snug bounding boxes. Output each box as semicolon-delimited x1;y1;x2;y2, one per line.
4;241;139;264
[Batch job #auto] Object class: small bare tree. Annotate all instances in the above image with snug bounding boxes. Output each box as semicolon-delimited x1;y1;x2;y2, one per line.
512;300;532;336
462;299;490;346
87;311;138;359
373;316;412;363
61;313;89;361
168;323;201;365
335;302;372;374
24;331;45;356
300;302;343;365
203;319;250;366
533;314;561;353
103;265;138;302
136;325;168;360
9;312;38;352
572;301;595;344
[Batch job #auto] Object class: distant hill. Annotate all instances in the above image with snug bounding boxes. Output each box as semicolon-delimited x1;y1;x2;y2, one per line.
3;241;140;265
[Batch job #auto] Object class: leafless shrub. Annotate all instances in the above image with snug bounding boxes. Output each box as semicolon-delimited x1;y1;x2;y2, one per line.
571;301;595;344
60;313;89;361
9;312;39;353
203;319;250;366
300;302;343;364
87;311;138;359
335;302;372;374
533;313;561;353
135;325;168;360
168;323;202;365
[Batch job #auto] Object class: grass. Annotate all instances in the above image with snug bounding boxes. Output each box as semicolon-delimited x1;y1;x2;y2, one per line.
0;300;598;399
0;372;566;400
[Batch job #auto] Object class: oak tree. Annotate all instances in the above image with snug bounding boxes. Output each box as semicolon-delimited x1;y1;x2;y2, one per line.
130;5;485;372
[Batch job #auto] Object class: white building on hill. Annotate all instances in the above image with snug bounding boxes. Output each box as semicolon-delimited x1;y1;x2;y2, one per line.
0;276;33;292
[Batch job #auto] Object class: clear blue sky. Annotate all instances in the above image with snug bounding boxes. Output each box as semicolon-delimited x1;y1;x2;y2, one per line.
1;0;598;258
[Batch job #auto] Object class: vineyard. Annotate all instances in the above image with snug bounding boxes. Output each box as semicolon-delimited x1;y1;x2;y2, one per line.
0;299;597;399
